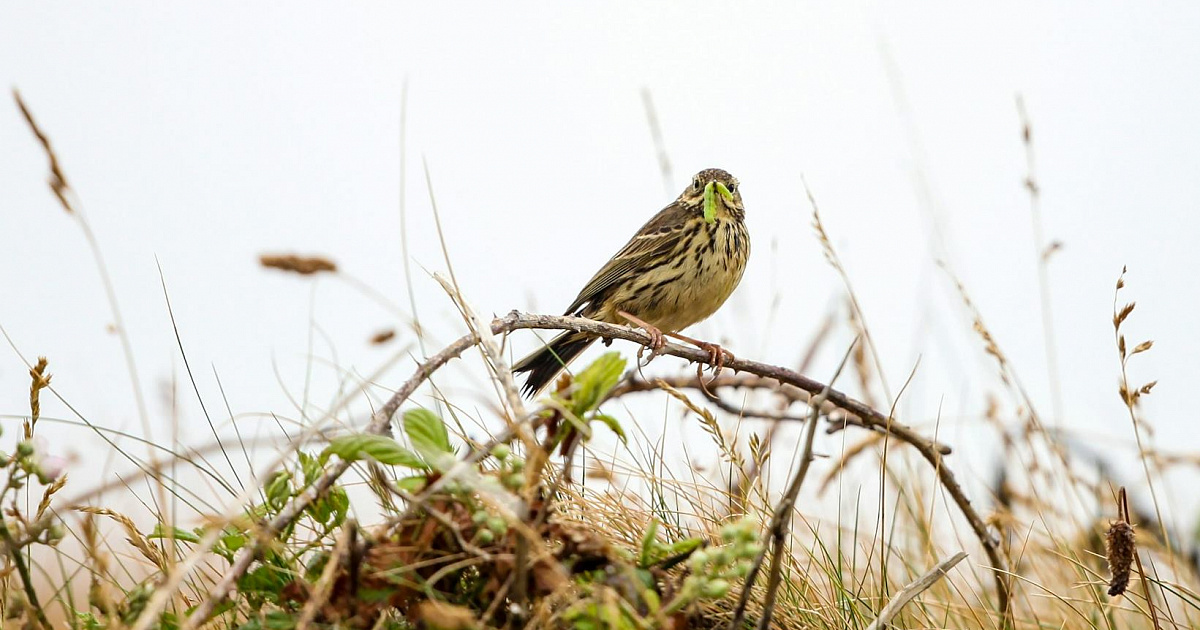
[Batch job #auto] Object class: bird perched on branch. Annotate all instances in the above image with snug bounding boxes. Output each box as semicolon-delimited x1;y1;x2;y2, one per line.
514;168;750;396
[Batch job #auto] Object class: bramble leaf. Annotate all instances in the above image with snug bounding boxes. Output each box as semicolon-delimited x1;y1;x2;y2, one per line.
572;352;626;415
404;408;453;461
324;434;427;469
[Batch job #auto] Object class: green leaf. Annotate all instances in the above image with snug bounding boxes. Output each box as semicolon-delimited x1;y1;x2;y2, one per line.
395;475;429;493
237;563;291;605
147;524;201;544
639;518;660;568
591;414;627;444
308;486;349;526
329;487;349;523
668;538;702;556
324;434;427;469
635;567;657;591
264;471;292;509
217;528;247;561
305;551;332;580
76;612;104;630
234;611;298;630
571;352;626;415
641;585;661;614
188;601;234;624
297;451;322;484
404;408;453;460
222;530;246;552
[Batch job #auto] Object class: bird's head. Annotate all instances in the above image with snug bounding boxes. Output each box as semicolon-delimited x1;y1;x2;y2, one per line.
678;168;743;223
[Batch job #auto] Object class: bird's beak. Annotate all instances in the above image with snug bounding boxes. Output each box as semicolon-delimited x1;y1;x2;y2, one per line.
702;181;735;224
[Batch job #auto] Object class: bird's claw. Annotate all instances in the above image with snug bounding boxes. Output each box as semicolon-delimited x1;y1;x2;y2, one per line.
697;341;734;373
636;327;666;364
694;342;734;398
619;310;666;363
647;328;666;354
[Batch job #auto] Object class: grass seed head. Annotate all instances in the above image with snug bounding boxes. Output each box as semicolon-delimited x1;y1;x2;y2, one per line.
370;329;396;345
1105;519;1136;597
259;253;338;275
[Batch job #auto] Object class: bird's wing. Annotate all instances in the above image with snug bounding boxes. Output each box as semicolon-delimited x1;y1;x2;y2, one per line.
563;202;692;316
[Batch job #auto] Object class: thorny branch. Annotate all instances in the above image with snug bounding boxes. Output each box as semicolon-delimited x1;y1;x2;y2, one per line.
609;373;952;455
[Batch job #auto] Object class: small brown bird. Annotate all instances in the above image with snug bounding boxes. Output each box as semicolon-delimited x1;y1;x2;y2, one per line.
514;168;750;396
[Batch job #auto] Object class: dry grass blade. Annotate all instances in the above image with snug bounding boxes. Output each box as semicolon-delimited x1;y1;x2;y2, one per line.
807;182;892;402
864;551;968;630
1016;95;1065;425
36;474;68;521
14;88;155;445
817;432;883;494
656;379;745;469
81;515;116;618
640;87;675;196
1112;271;1171;562
77;506;169;571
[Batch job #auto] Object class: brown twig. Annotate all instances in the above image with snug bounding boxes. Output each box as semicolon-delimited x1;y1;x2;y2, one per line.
728;338;857;630
609;373;951;455
295;521;354;630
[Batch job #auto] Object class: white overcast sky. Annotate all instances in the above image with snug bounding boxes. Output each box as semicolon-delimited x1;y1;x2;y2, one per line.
1;3;1198;524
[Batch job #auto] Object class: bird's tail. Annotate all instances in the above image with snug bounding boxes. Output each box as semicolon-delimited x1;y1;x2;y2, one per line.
512;331;595;397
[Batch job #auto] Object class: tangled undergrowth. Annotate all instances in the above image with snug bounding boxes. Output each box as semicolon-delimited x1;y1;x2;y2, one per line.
5;293;1198;630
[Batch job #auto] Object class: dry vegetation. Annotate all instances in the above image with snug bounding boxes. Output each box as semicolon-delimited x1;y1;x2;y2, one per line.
4;88;1198;630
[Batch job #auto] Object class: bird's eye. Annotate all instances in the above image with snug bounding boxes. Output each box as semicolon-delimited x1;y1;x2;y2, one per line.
728;183;737;193
692;178;702;191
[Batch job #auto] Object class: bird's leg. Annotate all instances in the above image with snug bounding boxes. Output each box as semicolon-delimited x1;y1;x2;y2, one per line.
617;310;665;358
665;331;735;373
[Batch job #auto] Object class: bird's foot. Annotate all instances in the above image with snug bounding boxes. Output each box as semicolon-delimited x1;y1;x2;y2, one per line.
618;310;665;361
698;341;735;373
666;332;733;372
